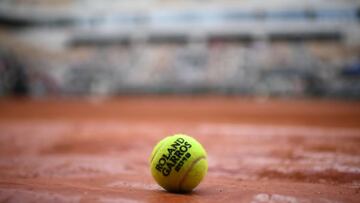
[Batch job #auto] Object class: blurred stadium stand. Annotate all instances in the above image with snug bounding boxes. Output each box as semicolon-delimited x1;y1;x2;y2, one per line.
0;0;359;98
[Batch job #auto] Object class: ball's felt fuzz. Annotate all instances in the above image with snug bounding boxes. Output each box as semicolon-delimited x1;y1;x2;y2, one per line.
150;134;208;193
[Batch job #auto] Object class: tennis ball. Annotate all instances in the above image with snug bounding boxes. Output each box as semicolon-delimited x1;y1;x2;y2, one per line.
150;134;208;193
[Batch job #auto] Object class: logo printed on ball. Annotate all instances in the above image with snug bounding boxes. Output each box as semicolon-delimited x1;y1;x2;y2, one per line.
155;137;192;176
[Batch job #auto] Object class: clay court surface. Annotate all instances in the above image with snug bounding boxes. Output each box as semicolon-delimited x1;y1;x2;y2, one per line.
0;97;359;202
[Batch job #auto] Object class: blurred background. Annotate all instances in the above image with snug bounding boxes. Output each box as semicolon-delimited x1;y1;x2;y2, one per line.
0;0;359;99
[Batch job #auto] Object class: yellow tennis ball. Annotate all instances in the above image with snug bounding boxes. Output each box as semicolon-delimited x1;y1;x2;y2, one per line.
150;134;208;193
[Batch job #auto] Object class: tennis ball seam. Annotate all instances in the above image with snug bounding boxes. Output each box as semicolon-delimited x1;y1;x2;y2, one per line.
150;138;168;165
178;155;206;191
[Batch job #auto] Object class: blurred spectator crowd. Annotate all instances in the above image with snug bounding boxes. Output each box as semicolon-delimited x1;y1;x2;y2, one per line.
1;39;360;98
0;0;360;98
